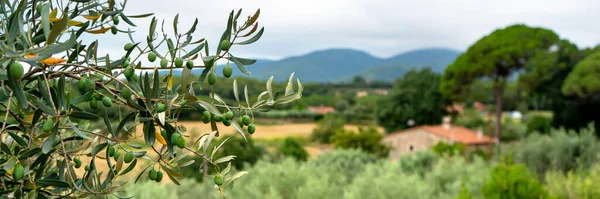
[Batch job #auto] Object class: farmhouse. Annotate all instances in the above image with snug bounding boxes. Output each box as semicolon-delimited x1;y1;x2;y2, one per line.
383;117;495;160
307;105;335;115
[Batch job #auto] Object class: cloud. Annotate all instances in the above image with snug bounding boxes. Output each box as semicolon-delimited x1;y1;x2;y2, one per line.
84;0;600;60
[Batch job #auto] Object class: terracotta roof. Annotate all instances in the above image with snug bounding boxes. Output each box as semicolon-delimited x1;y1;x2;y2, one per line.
307;106;335;114
473;101;488;112
386;125;495;145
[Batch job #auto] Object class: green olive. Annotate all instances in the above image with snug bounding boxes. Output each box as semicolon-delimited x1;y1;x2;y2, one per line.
42;119;54;132
13;164;24;181
113;151;121;161
124;151;134;163
155;171;163;182
74;158;82;168
223;119;231;126
108;146;116;157
148;52;157;62
90;98;99;109
174;58;184;68
160;58;168;68
149;169;157;180
121;87;132;100
214;115;223;122
157;103;167;113
214;173;224;186
248;124;256;134
220;40;231;51
225;111;234;120
242;115;250;126
176;136;185;148
171;133;181;145
223;65;233;78
85;79;95;91
202;111;211;124
208;72;216;85
124;43;134;51
10;62;23;80
102;96;112;107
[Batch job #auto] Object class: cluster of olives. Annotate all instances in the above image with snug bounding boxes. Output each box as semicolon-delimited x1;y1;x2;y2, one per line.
122;38;235;86
106;145;135;163
74;74;114;110
82;146;134;173
88;93;113;110
148;168;164;182
169;131;186;148
111;17;119;35
11;157;82;182
202;110;255;134
136;42;195;70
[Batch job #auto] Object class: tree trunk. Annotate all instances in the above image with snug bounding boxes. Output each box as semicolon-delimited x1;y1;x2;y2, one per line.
494;84;504;144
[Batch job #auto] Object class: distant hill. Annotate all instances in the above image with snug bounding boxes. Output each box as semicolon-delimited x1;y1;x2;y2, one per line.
175;48;461;82
342;48;461;82
240;48;382;82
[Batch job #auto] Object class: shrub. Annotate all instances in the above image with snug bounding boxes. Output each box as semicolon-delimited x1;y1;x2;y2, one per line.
279;137;309;161
344;162;434;199
347;154;489;199
546;163;600;198
501;118;527;141
455;183;474;199
470;149;490;161
330;126;390;157
398;150;439;176
310;149;378;179
428;156;490;198
503;124;600;179
311;114;345;143
432;142;466;157
482;158;549;199
526;115;552;134
121;150;491;199
453;109;487;130
181;135;266;182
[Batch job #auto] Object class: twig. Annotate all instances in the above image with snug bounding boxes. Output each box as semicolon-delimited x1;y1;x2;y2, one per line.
184;146;214;165
1;93;13;131
57;129;82;192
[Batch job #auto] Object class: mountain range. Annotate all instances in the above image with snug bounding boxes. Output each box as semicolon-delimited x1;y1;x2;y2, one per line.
186;47;461;82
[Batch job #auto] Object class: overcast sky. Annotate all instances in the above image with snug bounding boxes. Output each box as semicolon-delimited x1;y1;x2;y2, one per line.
94;0;600;60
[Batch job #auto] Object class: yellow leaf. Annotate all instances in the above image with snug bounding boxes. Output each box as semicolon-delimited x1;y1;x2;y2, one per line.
22;114;34;124
49;17;60;22
82;15;101;20
67;20;83;26
24;54;37;59
155;129;167;145
49;8;57;18
167;72;173;91
40;57;67;65
85;27;112;34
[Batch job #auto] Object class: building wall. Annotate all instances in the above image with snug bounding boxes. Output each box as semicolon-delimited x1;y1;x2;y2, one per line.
382;129;446;160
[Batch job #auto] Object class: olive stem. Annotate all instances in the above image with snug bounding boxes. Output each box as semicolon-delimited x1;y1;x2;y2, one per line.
57;128;82;192
183;146;214;165
1;92;12;131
